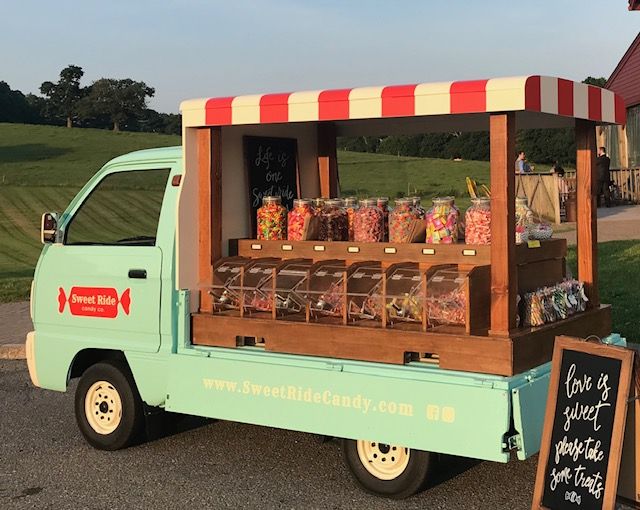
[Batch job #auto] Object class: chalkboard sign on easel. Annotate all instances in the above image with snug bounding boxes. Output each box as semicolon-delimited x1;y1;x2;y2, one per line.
532;336;634;510
244;136;300;234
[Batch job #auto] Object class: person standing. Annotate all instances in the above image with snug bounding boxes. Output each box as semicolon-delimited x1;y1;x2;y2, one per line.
596;147;611;207
515;151;532;173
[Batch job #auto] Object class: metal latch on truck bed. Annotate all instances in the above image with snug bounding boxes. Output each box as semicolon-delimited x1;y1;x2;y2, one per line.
502;433;522;453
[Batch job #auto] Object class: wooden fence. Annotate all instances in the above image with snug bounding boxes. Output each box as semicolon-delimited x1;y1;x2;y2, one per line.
516;168;639;224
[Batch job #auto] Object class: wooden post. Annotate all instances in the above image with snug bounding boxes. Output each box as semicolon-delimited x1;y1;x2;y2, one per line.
489;113;516;336
619;124;629;169
576;119;599;307
197;127;223;313
317;122;339;198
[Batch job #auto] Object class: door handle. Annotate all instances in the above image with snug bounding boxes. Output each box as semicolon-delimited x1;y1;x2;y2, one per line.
128;269;147;279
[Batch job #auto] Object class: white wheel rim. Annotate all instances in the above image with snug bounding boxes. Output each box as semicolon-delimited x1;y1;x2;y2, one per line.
84;380;122;435
356;440;411;480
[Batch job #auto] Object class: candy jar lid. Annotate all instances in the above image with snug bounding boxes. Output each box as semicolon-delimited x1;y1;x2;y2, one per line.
432;196;453;206
394;197;412;206
343;196;358;207
312;198;325;208
409;196;422;205
359;198;377;207
324;198;343;207
471;197;490;207
263;196;282;205
516;196;529;206
293;198;311;207
376;197;389;205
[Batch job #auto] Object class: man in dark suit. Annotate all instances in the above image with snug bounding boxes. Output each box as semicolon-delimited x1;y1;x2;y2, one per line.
596;147;611;207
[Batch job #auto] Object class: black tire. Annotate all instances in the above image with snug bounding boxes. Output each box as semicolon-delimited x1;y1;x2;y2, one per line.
342;438;433;499
75;361;144;451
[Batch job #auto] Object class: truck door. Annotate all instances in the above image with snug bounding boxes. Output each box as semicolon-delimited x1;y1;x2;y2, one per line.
34;167;171;353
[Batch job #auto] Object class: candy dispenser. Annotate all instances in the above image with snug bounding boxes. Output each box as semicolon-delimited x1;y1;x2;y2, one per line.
425;197;459;244
287;199;313;241
465;197;491;245
376;197;390;241
319;199;349;241
258;259;312;317
426;268;468;328
346;262;384;323
234;258;282;314
353;199;384;242
389;198;418;243
344;197;358;241
208;256;251;312
409;196;426;219
304;260;347;321
257;196;287;240
384;263;424;326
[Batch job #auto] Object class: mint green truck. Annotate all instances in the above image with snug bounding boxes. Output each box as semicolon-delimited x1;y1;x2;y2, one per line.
26;76;624;498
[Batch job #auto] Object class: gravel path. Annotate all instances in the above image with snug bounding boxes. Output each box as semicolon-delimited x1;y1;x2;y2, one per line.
553;205;640;245
0;301;31;346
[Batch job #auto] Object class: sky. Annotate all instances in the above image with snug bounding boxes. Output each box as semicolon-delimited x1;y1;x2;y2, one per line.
2;0;639;114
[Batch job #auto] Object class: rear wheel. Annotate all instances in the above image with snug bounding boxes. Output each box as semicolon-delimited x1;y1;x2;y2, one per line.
342;438;433;498
75;361;144;450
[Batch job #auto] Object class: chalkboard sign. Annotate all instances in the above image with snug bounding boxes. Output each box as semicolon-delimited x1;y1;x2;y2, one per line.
532;336;633;510
244;136;300;233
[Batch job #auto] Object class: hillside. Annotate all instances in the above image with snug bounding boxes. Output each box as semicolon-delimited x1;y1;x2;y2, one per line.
0;123;180;301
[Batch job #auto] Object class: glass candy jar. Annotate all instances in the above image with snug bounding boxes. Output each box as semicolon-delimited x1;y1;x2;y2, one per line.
389;198;418;243
425;197;459;244
319;199;349;241
376;197;390;241
287;198;312;241
465;197;491;245
515;197;533;244
353;199;384;242
409;196;426;219
344;196;358;241
311;198;325;216
256;196;286;240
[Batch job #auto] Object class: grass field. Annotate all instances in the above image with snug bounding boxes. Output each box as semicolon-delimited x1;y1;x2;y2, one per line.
0;123;180;301
0;123;638;342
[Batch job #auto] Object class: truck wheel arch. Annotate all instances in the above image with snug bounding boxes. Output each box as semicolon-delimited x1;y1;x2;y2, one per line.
68;349;129;383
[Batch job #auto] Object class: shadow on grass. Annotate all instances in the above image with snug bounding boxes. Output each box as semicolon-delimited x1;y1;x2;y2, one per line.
0;144;71;164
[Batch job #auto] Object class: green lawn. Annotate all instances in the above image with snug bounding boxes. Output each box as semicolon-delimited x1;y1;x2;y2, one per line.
567;241;640;343
0;123;180;301
338;150;490;211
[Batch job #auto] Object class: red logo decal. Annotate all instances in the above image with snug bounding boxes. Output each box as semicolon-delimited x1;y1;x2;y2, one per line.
57;286;131;318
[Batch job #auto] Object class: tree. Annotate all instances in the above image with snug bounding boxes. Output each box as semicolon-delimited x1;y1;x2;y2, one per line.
81;78;155;131
39;65;85;128
583;76;607;87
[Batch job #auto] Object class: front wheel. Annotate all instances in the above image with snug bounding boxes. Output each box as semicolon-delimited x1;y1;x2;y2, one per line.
342;439;433;499
75;361;144;450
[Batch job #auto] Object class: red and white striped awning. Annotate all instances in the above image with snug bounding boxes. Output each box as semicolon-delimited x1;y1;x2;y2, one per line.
181;76;626;128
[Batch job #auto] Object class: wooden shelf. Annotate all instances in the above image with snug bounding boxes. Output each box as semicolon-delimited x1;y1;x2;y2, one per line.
232;237;567;268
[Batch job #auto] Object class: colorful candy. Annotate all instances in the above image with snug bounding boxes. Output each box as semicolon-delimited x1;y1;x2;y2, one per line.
389;198;419;243
426;287;466;325
425;197;459;244
319;199;349;241
465;197;491;245
343;197;358;241
515;196;533;244
256;196;286;240
287;198;312;241
354;199;384;242
377;197;390;241
409;196;426;219
520;279;588;327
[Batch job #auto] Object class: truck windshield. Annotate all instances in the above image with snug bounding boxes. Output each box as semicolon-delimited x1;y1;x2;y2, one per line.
64;168;170;246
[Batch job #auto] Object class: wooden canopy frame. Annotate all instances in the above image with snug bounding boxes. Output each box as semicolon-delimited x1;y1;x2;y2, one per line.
181;76;625;375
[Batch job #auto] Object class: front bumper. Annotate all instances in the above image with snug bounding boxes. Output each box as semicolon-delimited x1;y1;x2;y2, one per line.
25;331;39;387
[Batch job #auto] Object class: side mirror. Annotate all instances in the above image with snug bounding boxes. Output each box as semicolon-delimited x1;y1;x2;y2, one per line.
41;212;59;244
